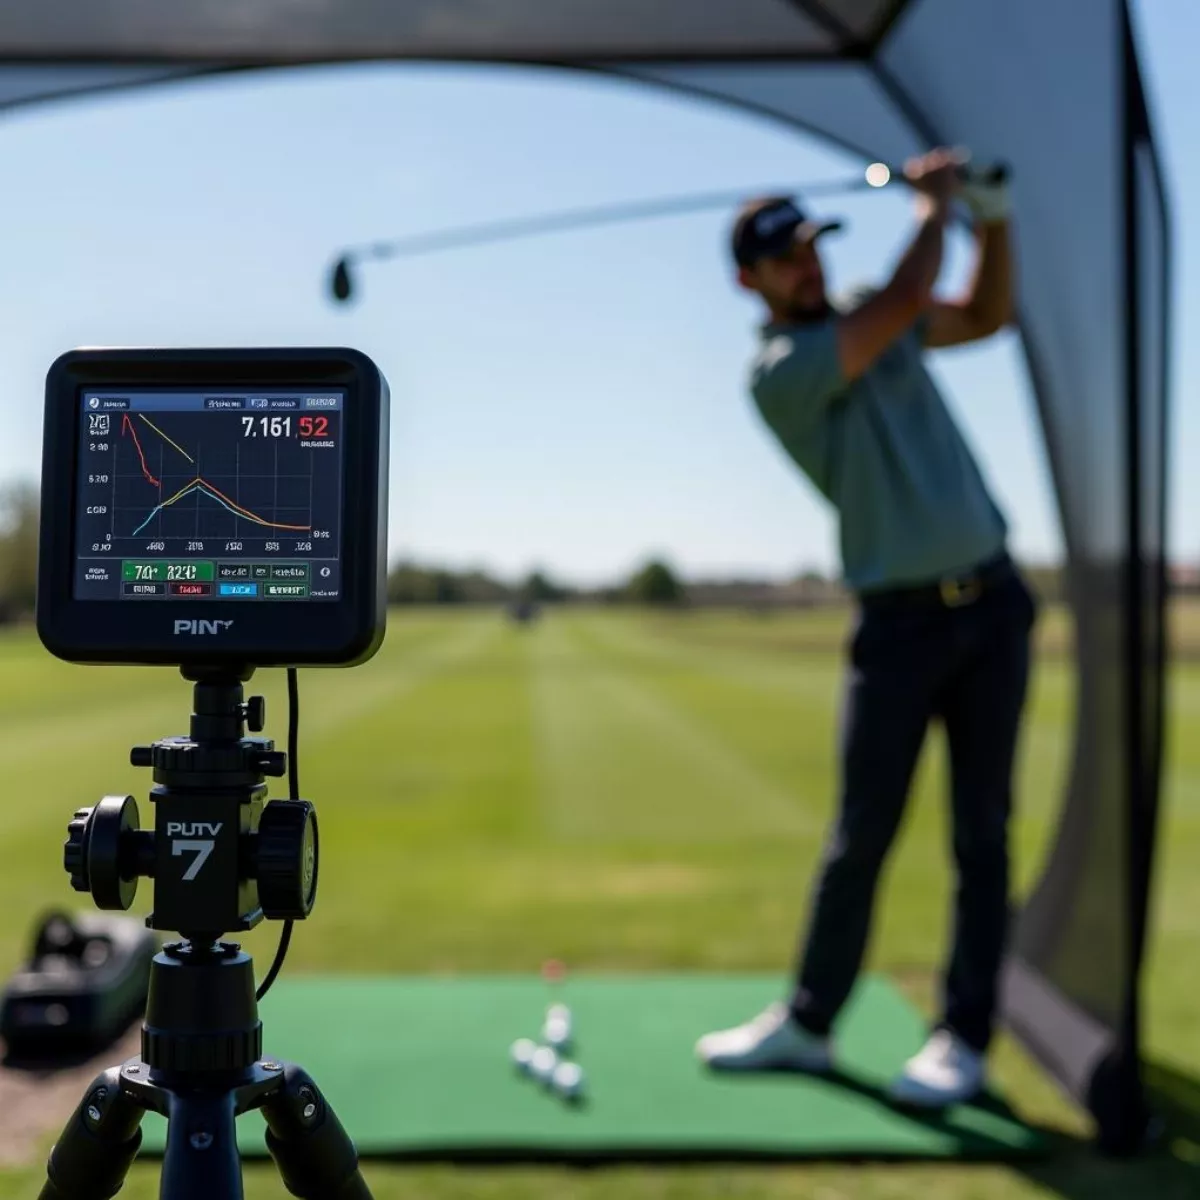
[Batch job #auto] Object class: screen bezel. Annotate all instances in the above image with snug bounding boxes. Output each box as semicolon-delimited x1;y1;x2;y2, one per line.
38;348;388;667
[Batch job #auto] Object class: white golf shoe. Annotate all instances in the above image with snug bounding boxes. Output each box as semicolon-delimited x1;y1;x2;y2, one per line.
888;1029;985;1107
696;1003;833;1073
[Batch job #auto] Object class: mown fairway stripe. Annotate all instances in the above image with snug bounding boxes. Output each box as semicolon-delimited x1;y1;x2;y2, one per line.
576;611;844;704
530;615;812;841
300;613;505;743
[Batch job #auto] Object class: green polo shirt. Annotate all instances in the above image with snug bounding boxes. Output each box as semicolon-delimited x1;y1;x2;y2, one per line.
748;290;1008;592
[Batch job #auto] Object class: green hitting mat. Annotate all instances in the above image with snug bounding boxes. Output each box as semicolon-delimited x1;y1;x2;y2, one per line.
137;974;1045;1162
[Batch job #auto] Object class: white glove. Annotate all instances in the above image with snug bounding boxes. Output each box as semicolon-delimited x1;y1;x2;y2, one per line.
959;176;1012;224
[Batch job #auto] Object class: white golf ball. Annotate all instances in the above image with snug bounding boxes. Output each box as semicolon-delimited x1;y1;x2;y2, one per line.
531;1045;558;1082
510;1038;537;1072
553;1061;585;1099
543;1015;572;1049
865;161;892;188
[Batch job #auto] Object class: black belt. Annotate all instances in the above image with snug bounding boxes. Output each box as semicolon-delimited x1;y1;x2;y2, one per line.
858;552;1014;610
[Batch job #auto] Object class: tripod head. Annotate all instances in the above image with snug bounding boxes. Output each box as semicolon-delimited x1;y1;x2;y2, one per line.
40;669;373;1200
64;666;317;951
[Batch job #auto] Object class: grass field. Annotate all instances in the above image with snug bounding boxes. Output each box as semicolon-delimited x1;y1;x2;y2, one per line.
0;603;1198;1198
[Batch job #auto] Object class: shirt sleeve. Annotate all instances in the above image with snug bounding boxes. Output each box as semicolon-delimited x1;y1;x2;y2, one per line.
913;308;933;346
749;323;847;441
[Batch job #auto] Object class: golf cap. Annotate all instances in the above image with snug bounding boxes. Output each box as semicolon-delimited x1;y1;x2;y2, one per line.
731;197;843;268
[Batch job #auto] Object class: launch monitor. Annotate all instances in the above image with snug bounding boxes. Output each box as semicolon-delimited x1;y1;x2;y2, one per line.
37;348;389;667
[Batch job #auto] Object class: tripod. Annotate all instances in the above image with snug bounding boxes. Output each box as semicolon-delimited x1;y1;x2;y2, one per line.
40;667;372;1199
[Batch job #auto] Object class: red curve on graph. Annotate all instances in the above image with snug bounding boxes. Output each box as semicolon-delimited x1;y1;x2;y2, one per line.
121;414;160;488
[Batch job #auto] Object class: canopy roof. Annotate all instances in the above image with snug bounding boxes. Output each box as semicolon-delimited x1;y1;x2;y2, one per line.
0;0;1172;1155
2;2;906;64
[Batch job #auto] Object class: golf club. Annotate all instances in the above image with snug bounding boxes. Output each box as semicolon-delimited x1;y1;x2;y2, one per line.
326;159;1009;302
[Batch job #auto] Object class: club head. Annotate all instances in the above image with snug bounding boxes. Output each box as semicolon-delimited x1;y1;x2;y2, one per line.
330;257;354;303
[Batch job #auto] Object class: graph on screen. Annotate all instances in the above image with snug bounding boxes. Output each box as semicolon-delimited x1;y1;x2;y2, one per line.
112;411;317;545
74;392;345;603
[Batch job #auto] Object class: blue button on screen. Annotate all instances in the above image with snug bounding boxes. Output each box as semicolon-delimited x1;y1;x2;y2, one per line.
218;582;258;597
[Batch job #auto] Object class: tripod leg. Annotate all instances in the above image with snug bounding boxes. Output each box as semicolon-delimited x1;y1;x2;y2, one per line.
158;1089;243;1200
260;1064;372;1199
40;1067;144;1200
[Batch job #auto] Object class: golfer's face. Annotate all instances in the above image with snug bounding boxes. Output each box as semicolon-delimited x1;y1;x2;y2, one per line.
754;240;826;317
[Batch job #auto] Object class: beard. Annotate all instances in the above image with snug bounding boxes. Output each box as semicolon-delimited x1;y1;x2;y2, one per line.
778;293;831;323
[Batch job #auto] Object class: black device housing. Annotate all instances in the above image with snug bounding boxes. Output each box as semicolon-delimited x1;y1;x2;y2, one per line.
37;347;389;667
0;911;157;1060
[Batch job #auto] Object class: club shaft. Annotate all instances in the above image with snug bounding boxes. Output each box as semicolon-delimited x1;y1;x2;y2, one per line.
336;160;1008;268
360;186;797;262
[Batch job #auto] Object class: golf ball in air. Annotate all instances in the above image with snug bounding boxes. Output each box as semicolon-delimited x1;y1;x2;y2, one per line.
531;1045;558;1083
510;1038;537;1073
865;161;891;187
553;1061;585;1100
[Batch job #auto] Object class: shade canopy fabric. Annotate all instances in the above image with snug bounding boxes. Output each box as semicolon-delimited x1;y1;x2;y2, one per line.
0;0;1171;1153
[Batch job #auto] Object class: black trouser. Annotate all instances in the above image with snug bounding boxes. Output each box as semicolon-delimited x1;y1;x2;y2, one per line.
788;560;1037;1054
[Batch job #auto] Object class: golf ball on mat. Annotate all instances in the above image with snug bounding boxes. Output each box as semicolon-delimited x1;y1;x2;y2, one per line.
531;1045;558;1082
510;1038;537;1072
553;1061;585;1099
543;1014;572;1049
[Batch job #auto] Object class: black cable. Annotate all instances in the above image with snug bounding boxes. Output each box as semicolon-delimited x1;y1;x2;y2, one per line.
254;920;293;1004
287;665;300;800
255;667;300;1002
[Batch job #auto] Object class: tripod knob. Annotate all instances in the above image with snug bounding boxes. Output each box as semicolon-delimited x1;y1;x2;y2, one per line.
246;696;266;733
256;801;318;920
257;751;288;777
62;796;141;911
64;808;92;892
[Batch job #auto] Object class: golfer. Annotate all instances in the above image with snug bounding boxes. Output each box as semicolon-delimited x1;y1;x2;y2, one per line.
697;148;1037;1107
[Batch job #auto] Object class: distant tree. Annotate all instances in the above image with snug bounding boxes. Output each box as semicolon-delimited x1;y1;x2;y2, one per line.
459;570;512;604
626;559;686;607
387;560;511;605
387;562;431;605
520;569;567;604
431;570;464;604
0;480;38;622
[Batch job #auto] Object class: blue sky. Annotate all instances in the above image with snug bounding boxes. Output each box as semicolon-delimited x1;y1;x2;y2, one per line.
0;0;1192;587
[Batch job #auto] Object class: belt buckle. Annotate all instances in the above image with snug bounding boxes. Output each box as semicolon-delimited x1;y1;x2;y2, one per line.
939;575;981;607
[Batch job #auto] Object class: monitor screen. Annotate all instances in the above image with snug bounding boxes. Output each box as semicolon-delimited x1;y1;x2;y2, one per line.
73;388;344;602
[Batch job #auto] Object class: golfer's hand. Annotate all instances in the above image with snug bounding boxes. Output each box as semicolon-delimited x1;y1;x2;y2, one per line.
904;148;964;215
959;173;1013;225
